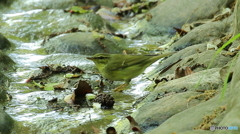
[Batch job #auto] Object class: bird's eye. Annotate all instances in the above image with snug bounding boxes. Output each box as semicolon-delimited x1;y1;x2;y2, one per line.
98;56;105;59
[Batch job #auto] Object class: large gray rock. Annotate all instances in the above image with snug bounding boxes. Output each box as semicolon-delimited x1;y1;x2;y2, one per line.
140;0;232;35
116;68;223;133
148;46;232;79
145;93;228;134
169;20;230;51
43;32;131;55
216;52;240;134
116;91;201;133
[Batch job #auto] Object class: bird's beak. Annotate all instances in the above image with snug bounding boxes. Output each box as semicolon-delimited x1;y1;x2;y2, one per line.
86;57;94;60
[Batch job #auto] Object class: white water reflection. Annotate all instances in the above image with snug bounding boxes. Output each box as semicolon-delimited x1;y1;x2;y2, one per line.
2;9;42;18
9;53;46;67
127;60;161;96
18;42;42;50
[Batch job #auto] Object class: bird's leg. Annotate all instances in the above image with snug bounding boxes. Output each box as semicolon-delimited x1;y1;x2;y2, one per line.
113;80;130;92
113;83;128;92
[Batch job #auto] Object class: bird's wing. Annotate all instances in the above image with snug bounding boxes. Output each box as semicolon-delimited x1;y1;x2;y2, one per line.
106;54;152;71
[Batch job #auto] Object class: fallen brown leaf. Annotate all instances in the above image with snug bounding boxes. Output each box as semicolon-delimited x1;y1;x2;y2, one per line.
126;116;142;134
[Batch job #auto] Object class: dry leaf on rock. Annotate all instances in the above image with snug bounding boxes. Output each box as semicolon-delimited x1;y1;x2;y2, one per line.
64;80;93;105
173;27;188;36
175;66;194;79
126;116;142;134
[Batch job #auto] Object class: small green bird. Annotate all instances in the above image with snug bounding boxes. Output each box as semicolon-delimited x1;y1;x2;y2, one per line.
87;52;174;91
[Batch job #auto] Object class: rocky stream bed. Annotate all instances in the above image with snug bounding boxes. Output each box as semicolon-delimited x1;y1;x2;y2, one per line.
0;0;240;134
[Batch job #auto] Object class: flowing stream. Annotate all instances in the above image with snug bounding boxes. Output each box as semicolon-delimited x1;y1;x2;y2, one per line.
1;5;155;133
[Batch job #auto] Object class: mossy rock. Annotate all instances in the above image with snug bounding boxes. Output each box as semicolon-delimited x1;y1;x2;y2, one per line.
0;109;14;134
0;50;15;71
0;33;13;50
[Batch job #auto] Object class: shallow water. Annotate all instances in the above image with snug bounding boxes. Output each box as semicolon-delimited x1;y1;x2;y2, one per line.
1;6;156;133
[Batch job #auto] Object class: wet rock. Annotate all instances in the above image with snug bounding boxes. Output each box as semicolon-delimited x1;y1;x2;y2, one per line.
43;32;130;55
140;0;232;35
83;13;116;32
10;0;77;10
0;74;10;102
43;32;105;54
0;33;13;50
2;11;117;42
0;48;14;103
0;71;9;85
28;64;84;81
0;50;15;71
0;109;14;134
40;54;95;70
1;10;81;41
0;0;14;7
